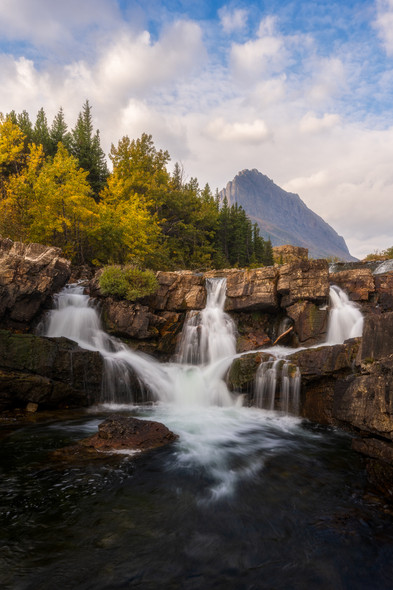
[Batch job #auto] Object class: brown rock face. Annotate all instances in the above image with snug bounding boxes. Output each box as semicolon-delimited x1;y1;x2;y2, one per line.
286;301;327;344
329;268;375;302
360;312;393;361
374;273;393;312
0;237;71;330
277;259;329;307
273;245;308;265
333;355;393;440
101;299;160;339
146;271;206;311
206;267;278;312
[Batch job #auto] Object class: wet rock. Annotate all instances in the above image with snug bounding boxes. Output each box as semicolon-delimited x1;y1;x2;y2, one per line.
333;355;393;440
0;330;104;410
374;273;393;312
288;340;360;381
329;268;375;302
0;237;71;331
206;267;279;312
277;259;329;307
360;312;393;361
273;245;308;265
233;312;272;352
53;415;178;461
286;300;328;345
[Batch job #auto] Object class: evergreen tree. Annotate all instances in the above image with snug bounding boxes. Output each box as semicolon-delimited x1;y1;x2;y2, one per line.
263;238;274;266
32;107;51;154
71;100;108;199
49;107;71;155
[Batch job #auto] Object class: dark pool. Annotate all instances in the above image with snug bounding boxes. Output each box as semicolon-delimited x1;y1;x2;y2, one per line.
1;405;393;590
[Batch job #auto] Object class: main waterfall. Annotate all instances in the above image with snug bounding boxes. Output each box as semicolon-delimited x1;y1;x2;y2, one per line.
45;279;238;407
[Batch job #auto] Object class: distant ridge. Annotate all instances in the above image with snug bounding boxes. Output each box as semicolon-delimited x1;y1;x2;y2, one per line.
219;169;356;261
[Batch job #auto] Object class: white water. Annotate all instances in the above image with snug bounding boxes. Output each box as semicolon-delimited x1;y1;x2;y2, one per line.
44;280;362;498
254;285;363;412
326;285;363;344
45;280;237;407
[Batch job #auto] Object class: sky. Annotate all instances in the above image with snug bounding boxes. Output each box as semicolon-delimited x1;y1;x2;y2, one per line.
0;0;392;259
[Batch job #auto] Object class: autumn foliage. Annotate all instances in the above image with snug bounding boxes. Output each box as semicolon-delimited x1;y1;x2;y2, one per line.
0;104;274;270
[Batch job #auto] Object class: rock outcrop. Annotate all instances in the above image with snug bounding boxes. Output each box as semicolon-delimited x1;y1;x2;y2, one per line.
273;245;308;265
0;237;71;331
0;330;103;411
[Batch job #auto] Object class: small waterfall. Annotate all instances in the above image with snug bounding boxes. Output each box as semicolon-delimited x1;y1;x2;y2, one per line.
326;285;363;345
45;280;238;407
254;284;363;414
374;259;393;275
255;358;301;415
177;277;236;365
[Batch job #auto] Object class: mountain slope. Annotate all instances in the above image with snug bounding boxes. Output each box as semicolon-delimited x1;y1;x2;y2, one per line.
219;169;356;261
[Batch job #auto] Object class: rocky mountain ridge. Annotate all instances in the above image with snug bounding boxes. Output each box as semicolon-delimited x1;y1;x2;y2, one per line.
219;169;356;261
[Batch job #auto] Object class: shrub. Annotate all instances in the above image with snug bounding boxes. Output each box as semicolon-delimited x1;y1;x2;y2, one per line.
99;265;158;301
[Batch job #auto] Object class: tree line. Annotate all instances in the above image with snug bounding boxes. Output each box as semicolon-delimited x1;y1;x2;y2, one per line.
0;101;274;269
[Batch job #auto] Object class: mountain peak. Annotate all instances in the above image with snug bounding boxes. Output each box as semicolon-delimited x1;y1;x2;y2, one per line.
219;169;356;261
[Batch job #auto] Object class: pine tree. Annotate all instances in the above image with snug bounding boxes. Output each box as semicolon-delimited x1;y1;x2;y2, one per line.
32;108;51;154
71;100;108;199
49;107;71;155
263;238;274;266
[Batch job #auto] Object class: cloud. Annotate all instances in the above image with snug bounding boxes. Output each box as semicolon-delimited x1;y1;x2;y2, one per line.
230;16;286;82
218;6;248;34
299;112;340;133
0;0;120;49
374;0;393;55
205;118;271;143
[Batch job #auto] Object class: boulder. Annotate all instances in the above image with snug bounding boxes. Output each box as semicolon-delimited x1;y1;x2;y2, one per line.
0;237;71;330
329;268;375;302
0;330;104;410
273;245;308;265
52;415;178;461
277;259;329;307
100;298;161;339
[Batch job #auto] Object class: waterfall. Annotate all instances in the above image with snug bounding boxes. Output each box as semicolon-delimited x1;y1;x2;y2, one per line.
326;285;363;345
177;277;236;365
254;357;301;415
254;284;363;414
44;280;238;407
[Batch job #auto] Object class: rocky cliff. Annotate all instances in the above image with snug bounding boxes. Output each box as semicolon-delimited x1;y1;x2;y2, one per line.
219;169;356;261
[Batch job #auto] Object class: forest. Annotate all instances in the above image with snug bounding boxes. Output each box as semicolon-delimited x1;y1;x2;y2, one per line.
0;101;274;270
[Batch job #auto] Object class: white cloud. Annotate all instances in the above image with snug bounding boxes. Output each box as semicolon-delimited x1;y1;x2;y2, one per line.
374;0;393;55
218;7;248;34
299;112;341;133
230;16;286;82
205;118;271;143
307;57;346;104
0;0;120;48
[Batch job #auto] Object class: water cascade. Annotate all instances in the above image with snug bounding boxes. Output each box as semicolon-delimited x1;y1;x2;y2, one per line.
254;285;363;413
326;284;363;344
255;358;301;414
45;279;238;407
